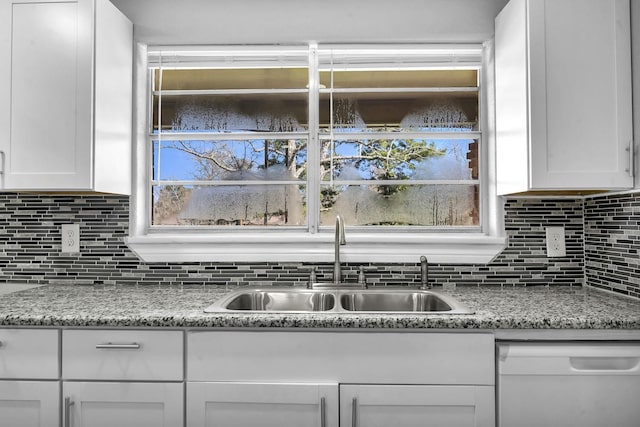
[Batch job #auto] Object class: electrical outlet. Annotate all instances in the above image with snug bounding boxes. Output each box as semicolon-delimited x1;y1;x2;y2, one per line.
545;226;566;257
61;224;80;253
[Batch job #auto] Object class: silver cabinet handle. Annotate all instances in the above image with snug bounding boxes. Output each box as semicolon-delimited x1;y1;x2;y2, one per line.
64;397;74;427
95;342;141;350
624;140;634;177
629;140;635;178
320;397;326;427
351;397;358;427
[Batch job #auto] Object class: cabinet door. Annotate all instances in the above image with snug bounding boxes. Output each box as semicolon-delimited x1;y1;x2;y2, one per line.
0;328;59;379
187;382;338;427
340;384;494;427
0;0;93;190
63;382;183;427
0;381;59;427
528;0;633;190
495;0;633;193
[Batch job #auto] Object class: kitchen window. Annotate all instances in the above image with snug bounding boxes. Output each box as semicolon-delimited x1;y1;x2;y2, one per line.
126;43;506;263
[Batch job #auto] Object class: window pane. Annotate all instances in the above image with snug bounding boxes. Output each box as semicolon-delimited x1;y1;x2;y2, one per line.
320;139;478;182
156;68;309;91
153;139;307;181
153;184;306;226
320;93;478;132
154;93;308;133
320;184;479;226
319;68;478;132
320;69;477;89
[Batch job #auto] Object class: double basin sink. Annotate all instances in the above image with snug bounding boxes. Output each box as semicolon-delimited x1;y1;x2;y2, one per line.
205;287;474;314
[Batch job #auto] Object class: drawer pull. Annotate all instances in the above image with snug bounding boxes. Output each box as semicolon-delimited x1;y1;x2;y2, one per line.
95;342;141;350
320;397;326;427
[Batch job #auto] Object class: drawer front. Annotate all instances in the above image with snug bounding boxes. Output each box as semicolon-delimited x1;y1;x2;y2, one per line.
188;331;495;385
63;330;183;381
0;329;59;379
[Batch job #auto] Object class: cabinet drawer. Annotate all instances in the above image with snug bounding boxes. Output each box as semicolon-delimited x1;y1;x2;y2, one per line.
188;331;494;385
63;330;183;381
0;328;59;379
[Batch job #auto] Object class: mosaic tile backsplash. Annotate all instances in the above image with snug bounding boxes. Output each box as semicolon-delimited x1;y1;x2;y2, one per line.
584;192;640;299
0;192;637;299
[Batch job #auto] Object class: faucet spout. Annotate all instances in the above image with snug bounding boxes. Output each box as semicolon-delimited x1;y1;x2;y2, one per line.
334;215;346;285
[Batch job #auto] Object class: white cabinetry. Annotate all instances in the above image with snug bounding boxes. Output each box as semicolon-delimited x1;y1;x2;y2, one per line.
495;0;633;194
341;384;494;427
0;0;132;194
187;382;338;427
63;382;183;427
62;330;184;427
186;331;495;427
187;382;493;427
0;329;60;427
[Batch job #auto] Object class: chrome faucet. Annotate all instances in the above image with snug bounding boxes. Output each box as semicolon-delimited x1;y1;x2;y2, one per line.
334;215;346;285
420;255;430;289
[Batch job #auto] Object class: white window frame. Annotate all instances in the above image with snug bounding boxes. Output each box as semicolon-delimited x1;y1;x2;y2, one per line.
126;42;506;264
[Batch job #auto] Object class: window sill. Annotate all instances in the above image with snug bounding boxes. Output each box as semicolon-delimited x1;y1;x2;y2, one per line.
125;232;507;264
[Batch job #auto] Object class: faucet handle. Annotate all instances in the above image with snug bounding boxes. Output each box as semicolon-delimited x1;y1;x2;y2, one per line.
307;267;318;289
358;266;368;288
357;266;377;288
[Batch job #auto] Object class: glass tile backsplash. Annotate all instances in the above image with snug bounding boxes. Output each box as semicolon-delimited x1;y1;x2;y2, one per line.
0;193;637;300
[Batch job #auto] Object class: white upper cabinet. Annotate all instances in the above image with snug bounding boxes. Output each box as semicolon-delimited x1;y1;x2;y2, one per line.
0;0;133;194
495;0;633;194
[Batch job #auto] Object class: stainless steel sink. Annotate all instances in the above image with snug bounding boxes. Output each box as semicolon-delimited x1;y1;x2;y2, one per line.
205;287;474;314
205;289;336;313
340;290;455;313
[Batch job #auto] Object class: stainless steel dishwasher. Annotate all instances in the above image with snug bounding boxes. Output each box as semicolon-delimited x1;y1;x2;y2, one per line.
497;342;640;427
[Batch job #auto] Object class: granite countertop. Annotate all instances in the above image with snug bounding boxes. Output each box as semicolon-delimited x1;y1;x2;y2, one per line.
0;283;639;331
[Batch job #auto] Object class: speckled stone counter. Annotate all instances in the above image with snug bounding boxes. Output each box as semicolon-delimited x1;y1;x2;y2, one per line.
0;284;639;332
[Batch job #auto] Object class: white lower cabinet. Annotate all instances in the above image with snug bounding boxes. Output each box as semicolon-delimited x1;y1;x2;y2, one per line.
186;331;496;427
62;329;185;427
7;326;640;427
63;382;183;427
340;384;494;427
187;382;338;427
186;382;494;427
0;381;59;427
0;329;60;427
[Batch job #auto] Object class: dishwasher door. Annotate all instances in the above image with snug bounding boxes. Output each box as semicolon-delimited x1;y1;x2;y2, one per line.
497;342;640;427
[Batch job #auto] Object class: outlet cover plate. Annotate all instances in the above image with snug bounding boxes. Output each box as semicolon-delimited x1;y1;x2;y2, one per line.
545;226;566;257
61;224;80;253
